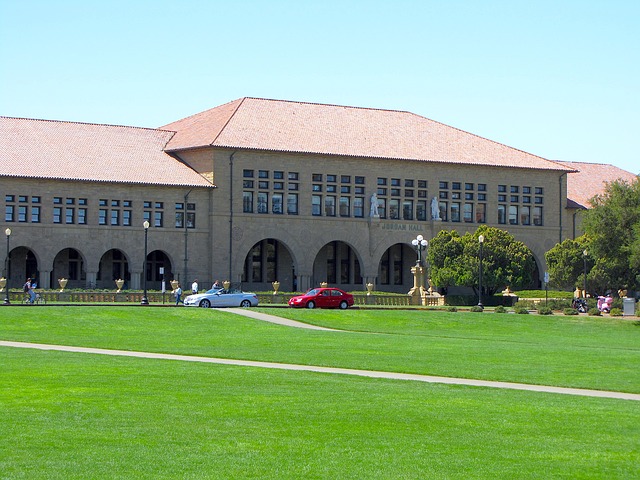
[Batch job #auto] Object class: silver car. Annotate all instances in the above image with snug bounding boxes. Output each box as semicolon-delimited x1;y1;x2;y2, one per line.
183;287;259;308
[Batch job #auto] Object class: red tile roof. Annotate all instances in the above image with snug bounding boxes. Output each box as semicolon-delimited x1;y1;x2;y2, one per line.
560;160;638;208
0;117;214;188
162;97;571;172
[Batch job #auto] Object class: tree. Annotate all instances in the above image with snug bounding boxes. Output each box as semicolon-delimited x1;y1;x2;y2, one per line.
544;236;590;290
427;226;535;295
581;177;640;291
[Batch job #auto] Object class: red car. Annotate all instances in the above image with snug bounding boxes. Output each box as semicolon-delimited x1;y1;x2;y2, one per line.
288;287;354;309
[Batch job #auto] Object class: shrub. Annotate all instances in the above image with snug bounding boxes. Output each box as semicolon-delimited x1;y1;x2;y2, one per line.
546;299;572;310
514;306;530;314
447;306;458;312
537;307;553;315
563;308;579;315
514;300;535;310
494;305;507;314
610;308;623;317
587;308;601;316
470;305;484;313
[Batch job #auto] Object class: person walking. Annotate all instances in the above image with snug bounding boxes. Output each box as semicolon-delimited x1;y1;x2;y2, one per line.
174;284;183;305
191;279;198;294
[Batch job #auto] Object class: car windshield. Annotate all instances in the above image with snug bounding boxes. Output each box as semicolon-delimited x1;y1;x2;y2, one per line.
305;289;319;296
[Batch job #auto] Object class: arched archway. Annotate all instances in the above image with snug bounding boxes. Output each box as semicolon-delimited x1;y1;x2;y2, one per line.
6;247;40;287
51;248;86;289
97;249;130;289
377;243;417;293
241;239;296;292
145;250;173;291
312;241;363;290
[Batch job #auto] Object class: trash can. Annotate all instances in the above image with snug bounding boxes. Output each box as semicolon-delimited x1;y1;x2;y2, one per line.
623;298;636;316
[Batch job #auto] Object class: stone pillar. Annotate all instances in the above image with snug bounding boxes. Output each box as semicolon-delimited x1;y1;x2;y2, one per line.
297;274;311;292
86;271;97;289
39;270;51;289
130;270;142;290
408;265;426;305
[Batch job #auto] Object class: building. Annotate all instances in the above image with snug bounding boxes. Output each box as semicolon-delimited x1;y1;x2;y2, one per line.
1;97;635;293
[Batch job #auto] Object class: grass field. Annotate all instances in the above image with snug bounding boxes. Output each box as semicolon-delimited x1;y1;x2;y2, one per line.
1;306;639;478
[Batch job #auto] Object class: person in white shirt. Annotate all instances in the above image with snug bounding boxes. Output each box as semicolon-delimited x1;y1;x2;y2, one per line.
191;279;198;294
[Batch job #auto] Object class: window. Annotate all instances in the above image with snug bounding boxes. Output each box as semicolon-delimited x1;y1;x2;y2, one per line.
327;185;337;193
154;211;163;228
452;182;461;190
54;197;63;204
498;185;507;193
389;199;400;219
66;208;75;224
510;195;519;203
509;205;518;225
451;202;461;222
439;191;448;199
53;207;62;224
110;209;118;226
377;177;387;185
154;202;163;209
325;196;336;216
465;193;474;200
18;205;27;222
110;199;118;207
312;195;322;216
478;193;486;201
355;186;365;195
243;192;254;213
521;206;531;225
31;206;41;223
288;172;299;181
511;186;519;193
259;170;269;178
355;176;365;184
354;197;364;218
439;181;448;189
175;203;184;228
257;192;268;214
498;205;506;224
535;187;544;195
465;183;474;190
274;182;284;190
287;194;298;215
404;189;414;197
258;181;269;189
243;180;254;188
327;174;337;183
535;197;544;204
463;203;473;223
341;175;351;183
312;173;323;182
391;178;400;187
498;194;506;202
377;187;386;196
523;186;531;194
438;202;448;222
403;200;413;220
99;209;107;225
476;203;486;223
417;200;427;221
478;184;486;191
274;171;284;179
340;186;350;194
452;192;461;200
122;209;131;226
272;193;283;214
523;196;531;204
533;207;543;226
5;195;14;202
418;190;427;198
405;179;414;187
339;196;350;216
418;180;427;188
243;169;254;178
391;188;400;196
186;212;195;228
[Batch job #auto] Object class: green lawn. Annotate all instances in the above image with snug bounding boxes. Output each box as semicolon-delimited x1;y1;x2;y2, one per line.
1;306;639;478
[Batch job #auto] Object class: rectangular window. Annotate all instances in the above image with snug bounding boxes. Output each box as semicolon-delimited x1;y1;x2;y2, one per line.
521;205;531;225
53;207;62;224
418;190;427;198
243;180;254;188
498;185;506;193
258;181;269;189
478;193;486;201
354;197;364;218
476;203;486;223
123;200;131;208
465;193;474;200
339;196;350;217
405;179;414;187
391;189;402;197
511;186;519;193
438;201;448;222
18;205;28;222
186;212;195;228
155;202;164;209
498;205;506;224
355;176;365;184
243;192;254;213
31;206;41;223
272;193;283;214
535;197;544;204
377;177;387;185
257;192;268;214
523;196;531;203
439;181;449;189
327;174;337;183
325;196;336;216
274;171;284;179
110;209;118;226
143;201;151;209
66;208;75;224
535;187;544;195
287;194;298;215
465;183;474;190
451;202;461;222
143;211;151;223
377;198;386;218
5;205;14;222
463;203;473;223
404;189;414;197
274;182;284;190
498;194;506;202
288;172;299;181
377;187;386;196
243;169;254;178
312;184;322;192
452;192;461;200
510;195;519;203
259;170;269;178
452;182;461;190
154;211;163;227
175;212;184;228
418;180;427;188
509;205;519;225
54;197;63;204
478;184;487;191
389;199;400;219
439;191;448;199
99;209;107;225
523;186;531;194
533;206;543;226
18;195;28;203
288;183;299;191
5;195;14;202
312;195;322;216
327;185;337;193
123;210;131;226
391;178;401;187
312;173;323;182
340;186;350;194
417;200;427;221
110;200;119;207
403;200;413;220
341;175;351;183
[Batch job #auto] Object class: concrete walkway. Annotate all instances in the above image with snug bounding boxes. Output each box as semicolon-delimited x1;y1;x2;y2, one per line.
226;308;340;331
2;340;638;401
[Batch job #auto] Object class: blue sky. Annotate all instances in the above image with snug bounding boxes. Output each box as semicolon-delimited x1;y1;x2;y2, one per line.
1;0;638;174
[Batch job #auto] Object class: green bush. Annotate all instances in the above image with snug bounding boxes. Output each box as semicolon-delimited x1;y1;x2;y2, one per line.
446;306;458;312
564;308;579;315
610;308;623;317
514;306;530;314
537;307;553;315
546;299;572;310
514;300;535;310
470;305;484;313
587;308;601;316
494;305;507;314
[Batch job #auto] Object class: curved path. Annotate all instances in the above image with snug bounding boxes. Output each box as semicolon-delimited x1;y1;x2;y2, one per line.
2;340;638;401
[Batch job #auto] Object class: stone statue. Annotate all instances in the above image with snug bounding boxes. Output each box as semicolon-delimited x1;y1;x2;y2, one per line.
370;193;380;217
431;196;441;220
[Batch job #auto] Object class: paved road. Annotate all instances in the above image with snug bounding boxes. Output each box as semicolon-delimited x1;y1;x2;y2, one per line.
2;339;638;401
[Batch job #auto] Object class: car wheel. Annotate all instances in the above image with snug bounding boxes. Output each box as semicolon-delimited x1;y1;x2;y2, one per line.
306;301;316;309
199;299;211;308
339;300;348;309
240;300;251;307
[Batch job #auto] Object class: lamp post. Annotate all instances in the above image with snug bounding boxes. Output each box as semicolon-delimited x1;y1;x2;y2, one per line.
141;220;150;305
4;228;11;305
477;234;485;308
583;249;588;299
411;234;428;267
